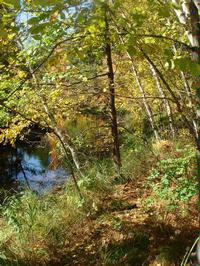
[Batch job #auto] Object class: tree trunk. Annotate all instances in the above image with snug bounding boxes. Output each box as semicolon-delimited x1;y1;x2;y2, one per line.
140;48;197;141
128;55;160;140
115;29;160;140
187;6;200;262
172;44;198;137
174;1;200;259
27;66;83;198
180;71;198;137
149;62;175;138
105;12;121;172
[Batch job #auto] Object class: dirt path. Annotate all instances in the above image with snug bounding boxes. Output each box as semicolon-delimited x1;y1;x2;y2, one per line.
56;181;198;266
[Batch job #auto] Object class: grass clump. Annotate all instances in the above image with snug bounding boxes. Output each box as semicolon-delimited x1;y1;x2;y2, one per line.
0;161;113;265
0;189;84;265
155;244;183;266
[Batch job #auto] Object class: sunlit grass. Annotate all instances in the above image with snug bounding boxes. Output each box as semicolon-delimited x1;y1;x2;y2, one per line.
0;162;113;265
0;137;196;265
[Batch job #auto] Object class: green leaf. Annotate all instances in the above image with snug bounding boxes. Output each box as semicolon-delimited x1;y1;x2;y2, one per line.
173;57;200;76
32;35;42;41
158;7;170;18
164;48;173;58
60;11;66;20
0;252;7;260
32;0;64;6
130;12;146;26
0;0;20;8
144;37;156;44
2;12;16;22
29;23;50;35
0;29;7;38
127;34;137;45
87;25;97;33
127;46;137;56
77;13;85;23
27;17;40;25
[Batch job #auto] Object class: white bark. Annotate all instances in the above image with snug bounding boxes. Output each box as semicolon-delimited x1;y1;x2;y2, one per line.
149;63;175;137
128;57;160;140
172;0;199;51
180;71;198;137
116;31;160;140
172;44;198;138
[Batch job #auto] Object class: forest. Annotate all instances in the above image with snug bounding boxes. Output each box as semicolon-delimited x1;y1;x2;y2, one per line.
0;0;199;265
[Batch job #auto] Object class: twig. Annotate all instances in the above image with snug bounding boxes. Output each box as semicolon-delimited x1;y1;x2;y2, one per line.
180;236;199;266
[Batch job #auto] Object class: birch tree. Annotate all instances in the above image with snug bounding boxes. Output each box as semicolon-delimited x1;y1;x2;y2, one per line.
148;63;175;138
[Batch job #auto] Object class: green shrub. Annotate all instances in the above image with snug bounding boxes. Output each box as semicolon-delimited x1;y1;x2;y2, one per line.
145;145;197;211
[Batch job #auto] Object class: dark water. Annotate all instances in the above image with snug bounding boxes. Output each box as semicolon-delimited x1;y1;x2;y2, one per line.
0;141;69;193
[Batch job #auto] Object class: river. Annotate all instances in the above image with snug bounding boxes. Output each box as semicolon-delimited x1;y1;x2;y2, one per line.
0;138;69;193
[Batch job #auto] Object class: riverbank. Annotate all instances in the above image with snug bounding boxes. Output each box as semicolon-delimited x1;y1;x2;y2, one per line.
0;139;197;265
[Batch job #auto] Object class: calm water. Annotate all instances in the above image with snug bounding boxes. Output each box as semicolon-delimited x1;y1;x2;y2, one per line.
0;142;69;193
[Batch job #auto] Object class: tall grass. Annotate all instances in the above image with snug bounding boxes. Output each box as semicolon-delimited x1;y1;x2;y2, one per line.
0;136;196;265
0;160;113;265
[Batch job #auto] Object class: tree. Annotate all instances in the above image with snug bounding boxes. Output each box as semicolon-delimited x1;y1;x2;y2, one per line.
0;0;199;178
104;5;121;172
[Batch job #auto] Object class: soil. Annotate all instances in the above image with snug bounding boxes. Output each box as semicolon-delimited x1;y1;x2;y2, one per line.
53;179;199;266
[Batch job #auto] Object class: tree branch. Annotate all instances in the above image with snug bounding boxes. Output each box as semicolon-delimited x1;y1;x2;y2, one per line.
135;34;195;52
5;34;83;100
32;73;108;88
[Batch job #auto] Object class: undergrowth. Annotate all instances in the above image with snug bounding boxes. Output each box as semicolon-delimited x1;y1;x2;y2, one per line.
0;137;197;265
144;142;197;215
0;163;113;265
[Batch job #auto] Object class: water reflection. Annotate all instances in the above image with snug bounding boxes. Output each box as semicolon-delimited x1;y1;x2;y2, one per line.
0;142;68;193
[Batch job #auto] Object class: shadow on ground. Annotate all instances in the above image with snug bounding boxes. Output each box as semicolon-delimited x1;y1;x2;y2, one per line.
59;215;198;266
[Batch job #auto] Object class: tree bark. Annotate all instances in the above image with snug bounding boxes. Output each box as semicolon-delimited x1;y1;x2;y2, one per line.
140;48;197;141
171;2;200;259
127;54;160;140
148;62;175;138
186;6;200;262
105;12;121;172
113;22;160;140
180;70;198;137
172;40;198;138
